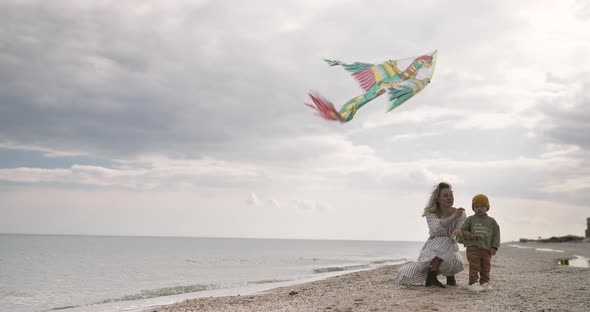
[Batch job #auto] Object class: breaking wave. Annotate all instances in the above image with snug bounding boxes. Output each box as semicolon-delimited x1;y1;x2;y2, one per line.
97;284;211;304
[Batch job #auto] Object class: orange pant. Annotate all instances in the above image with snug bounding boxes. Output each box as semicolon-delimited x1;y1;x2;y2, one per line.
466;246;492;284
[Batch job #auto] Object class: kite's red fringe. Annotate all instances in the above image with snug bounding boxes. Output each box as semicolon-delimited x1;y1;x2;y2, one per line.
304;92;344;122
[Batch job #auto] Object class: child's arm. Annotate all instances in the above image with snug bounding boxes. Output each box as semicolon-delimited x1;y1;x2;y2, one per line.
491;219;501;252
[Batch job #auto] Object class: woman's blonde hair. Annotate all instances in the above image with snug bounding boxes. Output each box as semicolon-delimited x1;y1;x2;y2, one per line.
422;182;452;217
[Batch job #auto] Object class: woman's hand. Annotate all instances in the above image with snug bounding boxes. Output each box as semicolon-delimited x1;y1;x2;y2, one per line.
452;229;463;238
440;207;465;228
453;207;465;219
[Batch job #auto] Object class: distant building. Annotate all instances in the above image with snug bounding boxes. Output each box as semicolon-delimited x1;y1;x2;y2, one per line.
586;217;590;238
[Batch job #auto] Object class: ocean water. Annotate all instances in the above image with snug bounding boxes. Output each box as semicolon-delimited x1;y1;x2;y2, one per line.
0;234;423;312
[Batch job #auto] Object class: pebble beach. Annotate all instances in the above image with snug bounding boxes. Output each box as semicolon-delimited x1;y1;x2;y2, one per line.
153;242;590;312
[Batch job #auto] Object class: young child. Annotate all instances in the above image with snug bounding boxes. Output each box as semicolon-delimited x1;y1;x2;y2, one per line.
461;194;500;292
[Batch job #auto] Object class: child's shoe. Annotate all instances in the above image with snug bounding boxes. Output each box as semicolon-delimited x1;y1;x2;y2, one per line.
468;283;485;292
480;283;493;291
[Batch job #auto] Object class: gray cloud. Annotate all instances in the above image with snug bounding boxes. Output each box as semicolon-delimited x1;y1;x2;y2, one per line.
1;1;590;239
0;1;315;159
0;0;534;161
536;74;590;149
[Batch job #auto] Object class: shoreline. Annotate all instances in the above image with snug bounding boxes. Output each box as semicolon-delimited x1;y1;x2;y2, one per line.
126;262;408;312
57;263;405;312
153;242;590;312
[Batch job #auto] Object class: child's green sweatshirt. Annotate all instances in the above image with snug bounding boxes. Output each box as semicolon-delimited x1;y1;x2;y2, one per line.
461;214;500;250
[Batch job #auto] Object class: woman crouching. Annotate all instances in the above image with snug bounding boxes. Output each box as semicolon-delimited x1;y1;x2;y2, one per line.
394;182;466;288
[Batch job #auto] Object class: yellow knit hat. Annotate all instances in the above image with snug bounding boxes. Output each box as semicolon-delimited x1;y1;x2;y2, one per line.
472;194;490;210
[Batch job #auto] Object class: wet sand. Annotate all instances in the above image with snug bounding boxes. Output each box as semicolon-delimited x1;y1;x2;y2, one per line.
153;242;590;312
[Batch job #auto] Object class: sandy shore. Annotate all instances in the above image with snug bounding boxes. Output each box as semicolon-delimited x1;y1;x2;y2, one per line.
153;242;590;312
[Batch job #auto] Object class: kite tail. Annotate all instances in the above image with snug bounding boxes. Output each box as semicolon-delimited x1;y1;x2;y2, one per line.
304;92;345;122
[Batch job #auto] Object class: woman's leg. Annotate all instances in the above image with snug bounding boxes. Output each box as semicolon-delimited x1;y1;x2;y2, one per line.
430;256;443;272
446;275;456;286
425;257;445;288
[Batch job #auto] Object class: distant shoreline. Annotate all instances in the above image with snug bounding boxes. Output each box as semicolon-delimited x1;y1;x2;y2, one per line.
518;234;586;243
0;232;422;242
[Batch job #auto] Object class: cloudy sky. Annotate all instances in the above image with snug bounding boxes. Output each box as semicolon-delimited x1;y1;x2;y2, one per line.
1;0;589;242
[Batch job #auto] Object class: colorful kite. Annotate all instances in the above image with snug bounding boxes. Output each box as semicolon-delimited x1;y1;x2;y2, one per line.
305;51;437;123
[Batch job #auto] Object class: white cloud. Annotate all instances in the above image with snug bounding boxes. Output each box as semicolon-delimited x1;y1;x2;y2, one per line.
269;199;281;208
247;192;260;206
388;132;439;143
295;199;331;213
454;113;519;130
0;141;85;157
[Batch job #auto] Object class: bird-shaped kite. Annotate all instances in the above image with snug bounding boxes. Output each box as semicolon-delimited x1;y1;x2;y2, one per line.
305;51;437;123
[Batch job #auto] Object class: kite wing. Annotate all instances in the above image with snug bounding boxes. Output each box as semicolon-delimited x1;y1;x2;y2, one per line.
323;59;403;92
386;77;431;112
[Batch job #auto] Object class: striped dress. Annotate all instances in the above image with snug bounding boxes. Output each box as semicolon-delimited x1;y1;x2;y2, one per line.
394;211;467;286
